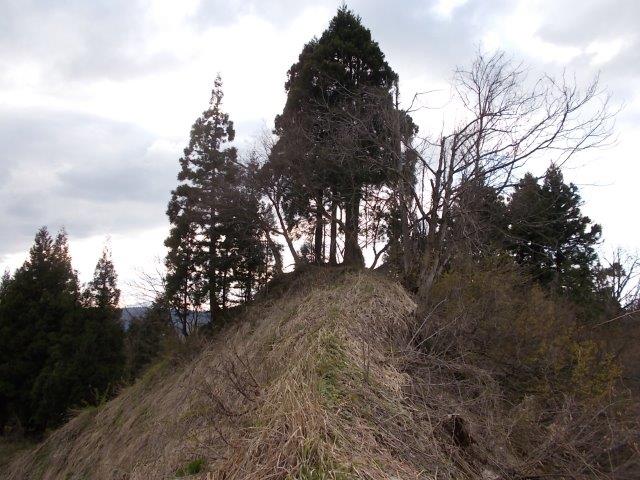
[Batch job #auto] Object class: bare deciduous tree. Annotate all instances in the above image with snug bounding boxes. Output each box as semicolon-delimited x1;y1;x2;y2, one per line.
395;52;614;314
603;248;640;310
128;258;205;337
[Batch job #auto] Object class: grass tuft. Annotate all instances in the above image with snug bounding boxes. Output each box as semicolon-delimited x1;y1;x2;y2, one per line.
175;458;205;477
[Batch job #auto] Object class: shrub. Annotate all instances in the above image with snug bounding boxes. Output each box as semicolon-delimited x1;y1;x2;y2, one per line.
419;257;619;402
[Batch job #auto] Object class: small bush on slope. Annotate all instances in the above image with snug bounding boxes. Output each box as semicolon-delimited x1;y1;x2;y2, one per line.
422;258;620;400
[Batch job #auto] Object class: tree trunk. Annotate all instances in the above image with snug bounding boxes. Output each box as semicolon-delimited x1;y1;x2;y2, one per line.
393;88;412;278
245;277;252;302
268;193;301;266
265;231;283;274
343;189;364;267
209;216;219;324
181;320;188;338
397;163;413;278
208;247;222;324
329;192;338;265
222;270;227;311
314;190;324;264
209;275;217;324
415;244;441;319
415;136;455;319
181;287;189;337
400;197;412;276
179;278;189;338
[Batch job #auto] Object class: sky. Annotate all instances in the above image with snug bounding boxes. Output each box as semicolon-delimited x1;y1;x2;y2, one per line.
1;0;638;305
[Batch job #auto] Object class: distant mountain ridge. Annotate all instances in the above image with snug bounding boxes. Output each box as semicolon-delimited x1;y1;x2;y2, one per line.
120;306;209;331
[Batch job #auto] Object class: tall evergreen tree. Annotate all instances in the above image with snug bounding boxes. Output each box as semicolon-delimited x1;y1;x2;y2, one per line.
166;76;272;325
167;75;240;322
70;246;125;407
507;166;602;301
273;7;400;266
0;228;79;431
83;244;120;310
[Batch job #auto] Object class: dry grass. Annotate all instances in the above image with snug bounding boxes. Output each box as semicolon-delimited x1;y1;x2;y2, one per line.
5;266;639;479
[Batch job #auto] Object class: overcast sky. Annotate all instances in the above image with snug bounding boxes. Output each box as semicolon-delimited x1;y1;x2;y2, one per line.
1;0;638;304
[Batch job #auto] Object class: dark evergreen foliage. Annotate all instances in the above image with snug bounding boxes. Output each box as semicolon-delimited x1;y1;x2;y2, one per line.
82;245;120;310
0;229;124;434
125;302;173;381
507;166;602;302
271;6;401;266
165;76;272;331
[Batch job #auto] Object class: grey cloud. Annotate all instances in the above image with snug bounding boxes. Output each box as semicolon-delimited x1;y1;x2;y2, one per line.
193;0;515;79
0;0;180;82
345;0;640;111
192;0;335;29
0;195;165;259
56;161;174;203
351;0;516;77
536;0;640;45
3;0;637;86
0;107;179;255
532;0;640;82
601;44;640;83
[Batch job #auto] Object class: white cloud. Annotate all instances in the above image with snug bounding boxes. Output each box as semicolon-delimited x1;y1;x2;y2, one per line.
431;0;470;18
586;38;627;66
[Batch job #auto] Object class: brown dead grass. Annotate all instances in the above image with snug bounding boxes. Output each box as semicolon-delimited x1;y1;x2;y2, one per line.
5;268;415;479
5;266;639;479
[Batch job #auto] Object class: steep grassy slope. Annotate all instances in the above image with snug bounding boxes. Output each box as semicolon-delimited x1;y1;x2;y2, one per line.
5;267;638;479
5;269;413;479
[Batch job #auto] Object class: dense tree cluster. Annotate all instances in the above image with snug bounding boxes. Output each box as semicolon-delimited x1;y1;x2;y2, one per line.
0;229;124;434
269;7;404;267
163;6;631;327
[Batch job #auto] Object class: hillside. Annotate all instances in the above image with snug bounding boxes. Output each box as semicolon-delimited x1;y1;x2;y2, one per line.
5;268;638;479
